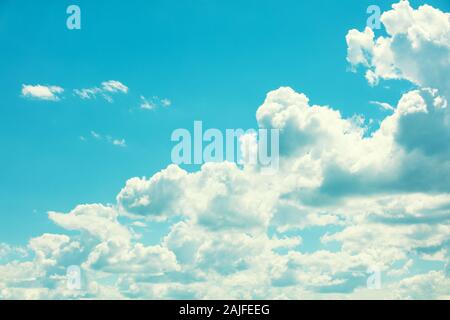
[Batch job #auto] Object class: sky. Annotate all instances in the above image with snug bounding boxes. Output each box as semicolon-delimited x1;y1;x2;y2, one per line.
0;0;449;299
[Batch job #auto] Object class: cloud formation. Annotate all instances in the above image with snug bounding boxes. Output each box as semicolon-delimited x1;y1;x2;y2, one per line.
139;95;172;110
79;131;127;148
21;84;64;101
20;80;130;103
346;0;450;96
74;80;129;102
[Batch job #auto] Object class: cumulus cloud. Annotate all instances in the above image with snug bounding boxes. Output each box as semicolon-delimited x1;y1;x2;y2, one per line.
346;0;450;96
2;1;449;299
21;84;64;101
117;162;278;232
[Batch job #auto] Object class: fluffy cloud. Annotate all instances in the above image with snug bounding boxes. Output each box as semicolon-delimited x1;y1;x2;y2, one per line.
346;0;450;97
21;84;64;101
2;1;449;299
394;271;450;299
117;162;278;232
49;204;132;242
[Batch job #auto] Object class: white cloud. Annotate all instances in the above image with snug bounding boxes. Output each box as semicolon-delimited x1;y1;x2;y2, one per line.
139;95;171;110
7;84;449;299
161;98;171;107
73;88;102;99
84;241;179;274
393;271;450;299
346;1;450;97
86;131;127;148
117;162;278;232
73;80;128;102
21;84;64;101
370;101;395;111
90;131;101;139
101;80;128;94
112;139;127;147
0;243;27;261
139;95;155;110
49;204;131;242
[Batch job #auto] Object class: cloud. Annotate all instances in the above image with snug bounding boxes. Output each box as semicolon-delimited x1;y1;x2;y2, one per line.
21;84;64;101
112;139;127;147
22;80;168;113
101;80;128;94
117;162;277;232
84;131;127;148
48;204;132;242
161;98;171;107
73;88;102;100
90;131;101;139
394;271;450;299
6;84;450;298
0;243;27;262
73;80;129;102
370;101;395;111
139;95;155;110
139;95;171;110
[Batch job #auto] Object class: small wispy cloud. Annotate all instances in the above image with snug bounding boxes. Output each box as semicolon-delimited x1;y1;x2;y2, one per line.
139;95;155;110
139;95;171;110
101;80;128;94
370;101;395;111
21;84;64;101
161;98;171;107
80;131;127;147
112;138;126;147
90;131;102;139
73;88;102;100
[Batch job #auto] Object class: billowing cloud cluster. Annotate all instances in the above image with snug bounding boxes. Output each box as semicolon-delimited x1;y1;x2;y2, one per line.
346;0;450;96
2;1;449;299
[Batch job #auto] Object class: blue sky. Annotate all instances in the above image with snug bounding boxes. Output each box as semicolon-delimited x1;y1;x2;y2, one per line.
0;0;450;299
